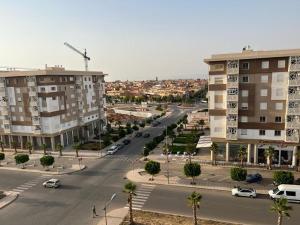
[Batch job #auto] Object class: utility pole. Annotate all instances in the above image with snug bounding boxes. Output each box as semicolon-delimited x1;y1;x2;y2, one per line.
103;193;116;225
165;126;170;184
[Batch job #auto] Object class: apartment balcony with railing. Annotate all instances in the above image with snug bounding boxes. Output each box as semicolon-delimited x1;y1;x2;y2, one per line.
288;87;300;100
227;60;239;75
288;72;300;86
226;127;238;140
288;101;300;115
285;129;299;143
289;56;300;72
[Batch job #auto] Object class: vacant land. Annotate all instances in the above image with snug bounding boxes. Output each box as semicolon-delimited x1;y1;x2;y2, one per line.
120;210;239;225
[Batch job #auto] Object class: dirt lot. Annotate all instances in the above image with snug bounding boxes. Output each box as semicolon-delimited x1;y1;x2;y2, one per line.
120;210;239;225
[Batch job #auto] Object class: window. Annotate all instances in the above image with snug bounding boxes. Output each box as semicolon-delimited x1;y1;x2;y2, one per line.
51;87;56;91
275;116;282;123
52;97;56;100
278;60;286;68
274;130;281;136
210;64;224;72
260;89;268;97
84;77;87;81
260;102;267;110
241;103;248;110
242;76;249;83
214;127;223;132
16;88;20;94
11;107;15;112
242;90;248;97
262;61;269;69
85;85;88;90
12;116;17;121
70;77;74;81
260;116;266;123
286;191;296;196
276;88;284;97
214;77;223;84
241;116;248;122
241;129;247;135
17;97;22;102
20;116;24;121
259;130;265;136
19;107;23;112
261;75;268;83
88;77;91;81
277;191;284;195
275;103;283;110
89;84;91;89
41;87;45;92
277;74;284;82
241;62;249;70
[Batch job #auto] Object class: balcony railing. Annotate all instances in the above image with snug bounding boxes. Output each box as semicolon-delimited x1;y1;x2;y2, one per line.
288;107;300;115
227;120;237;127
227;107;238;114
286;121;300;129
286;132;299;143
226;132;238;140
227;95;238;101
288;91;300;100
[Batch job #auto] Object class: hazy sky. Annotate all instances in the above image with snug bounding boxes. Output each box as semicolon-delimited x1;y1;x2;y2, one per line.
0;0;300;81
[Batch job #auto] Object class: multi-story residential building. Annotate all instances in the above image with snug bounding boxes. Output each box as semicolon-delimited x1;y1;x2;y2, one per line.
205;48;300;167
0;66;106;151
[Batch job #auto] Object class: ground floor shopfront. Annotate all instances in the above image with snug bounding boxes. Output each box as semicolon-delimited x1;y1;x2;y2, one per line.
0;120;101;151
212;142;298;167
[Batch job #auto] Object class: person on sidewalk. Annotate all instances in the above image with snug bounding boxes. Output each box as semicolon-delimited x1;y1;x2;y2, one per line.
92;205;98;218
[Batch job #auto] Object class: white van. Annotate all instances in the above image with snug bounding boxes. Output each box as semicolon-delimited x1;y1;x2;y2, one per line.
107;145;118;155
268;184;300;202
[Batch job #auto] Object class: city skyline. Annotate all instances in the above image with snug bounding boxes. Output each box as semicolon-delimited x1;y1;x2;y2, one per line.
1;0;300;81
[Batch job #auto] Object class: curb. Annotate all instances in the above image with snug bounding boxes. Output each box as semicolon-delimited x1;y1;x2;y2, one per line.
126;170;269;195
0;192;18;209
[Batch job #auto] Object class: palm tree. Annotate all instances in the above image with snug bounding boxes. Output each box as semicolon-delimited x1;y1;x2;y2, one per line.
56;143;63;157
124;182;137;225
265;146;275;170
238;145;247;167
186;143;195;163
271;198;292;225
0;141;4;152
197;119;205;130
73;142;81;157
41;143;47;155
12;141;18;154
187;191;202;225
210;142;218;165
25;142;33;155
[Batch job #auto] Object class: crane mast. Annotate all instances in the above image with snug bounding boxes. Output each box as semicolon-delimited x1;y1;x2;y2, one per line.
64;42;90;71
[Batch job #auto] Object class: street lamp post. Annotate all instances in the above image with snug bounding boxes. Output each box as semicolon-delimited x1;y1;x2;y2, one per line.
103;193;116;225
165;126;170;184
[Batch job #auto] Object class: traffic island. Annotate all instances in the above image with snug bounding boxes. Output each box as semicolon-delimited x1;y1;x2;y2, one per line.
0;191;18;209
120;210;241;225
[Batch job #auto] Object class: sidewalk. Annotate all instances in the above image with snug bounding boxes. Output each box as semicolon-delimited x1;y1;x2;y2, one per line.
97;208;128;225
126;169;270;194
0;191;18;209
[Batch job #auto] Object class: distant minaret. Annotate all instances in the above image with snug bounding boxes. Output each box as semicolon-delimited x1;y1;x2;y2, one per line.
156;76;158;82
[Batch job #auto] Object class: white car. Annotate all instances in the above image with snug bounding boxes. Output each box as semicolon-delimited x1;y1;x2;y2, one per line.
107;145;118;155
43;179;61;188
232;187;256;198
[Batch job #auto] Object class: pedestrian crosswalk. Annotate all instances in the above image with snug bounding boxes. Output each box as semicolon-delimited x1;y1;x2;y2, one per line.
11;174;52;194
125;184;155;210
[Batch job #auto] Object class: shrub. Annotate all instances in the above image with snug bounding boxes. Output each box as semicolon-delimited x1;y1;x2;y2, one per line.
103;136;112;146
230;167;247;181
126;127;133;134
273;171;294;185
146;118;153;124
0;153;4;161
145;160;161;180
132;125;139;131
184;162;201;184
15;154;29;167
40;155;55;168
139;123;145;128
119;129;126;138
143;148;150;157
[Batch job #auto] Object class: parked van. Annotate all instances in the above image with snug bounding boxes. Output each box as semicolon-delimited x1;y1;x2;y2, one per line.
268;184;300;202
107;145;118;155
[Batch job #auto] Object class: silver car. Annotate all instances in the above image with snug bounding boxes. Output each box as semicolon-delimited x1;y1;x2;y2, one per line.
232;187;256;198
43;179;61;188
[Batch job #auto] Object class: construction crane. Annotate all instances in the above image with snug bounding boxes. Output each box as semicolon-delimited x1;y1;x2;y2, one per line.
64;42;90;71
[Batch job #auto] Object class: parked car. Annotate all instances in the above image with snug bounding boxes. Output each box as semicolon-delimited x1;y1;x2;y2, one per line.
135;132;143;137
123;139;131;145
152;121;159;127
143;133;150;138
107;145;118;155
246;173;262;183
43;179;61;188
269;184;300;202
116;143;124;149
232;187;256;198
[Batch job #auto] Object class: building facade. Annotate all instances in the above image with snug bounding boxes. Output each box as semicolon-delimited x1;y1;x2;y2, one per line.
204;49;300;167
0;66;106;151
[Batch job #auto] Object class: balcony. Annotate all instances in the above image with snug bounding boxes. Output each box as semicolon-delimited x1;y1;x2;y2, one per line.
227;60;239;75
4;128;11;133
288;107;300;115
227;95;238;101
27;81;36;87
289;56;300;72
286;121;300;129
227;107;238;114
226;132;238;140
3;119;10;125
29;91;37;97
227;120;237;127
285;129;299;143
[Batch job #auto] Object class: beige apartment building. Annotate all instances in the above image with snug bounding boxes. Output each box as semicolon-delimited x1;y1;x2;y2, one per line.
204;48;300;167
0;66;106;151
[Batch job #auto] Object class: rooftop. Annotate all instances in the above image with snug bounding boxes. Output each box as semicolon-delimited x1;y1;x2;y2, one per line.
204;48;300;63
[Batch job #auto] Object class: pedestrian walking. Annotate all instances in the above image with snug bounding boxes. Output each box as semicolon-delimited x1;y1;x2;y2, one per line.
92;205;98;218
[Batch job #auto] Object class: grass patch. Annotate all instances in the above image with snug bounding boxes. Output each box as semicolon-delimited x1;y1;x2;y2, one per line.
120;210;240;225
80;142;105;151
168;145;186;154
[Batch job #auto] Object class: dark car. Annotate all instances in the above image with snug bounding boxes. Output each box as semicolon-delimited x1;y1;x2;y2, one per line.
246;173;262;183
135;132;143;137
143;133;150;138
123;139;131;145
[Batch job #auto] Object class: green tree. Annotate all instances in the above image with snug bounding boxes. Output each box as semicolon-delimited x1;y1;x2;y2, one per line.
116;120;122;129
12;141;18;154
186;143;195;163
14;154;29;169
41;143;47;155
271;198;292;225
230;167;247;181
0;152;5;166
0;141;4;152
144;160;161;181
187;191;202;225
184;162;201;185
40;155;55;170
210;142;218;166
273;171;294;185
238;145;247;167
25;142;33;155
124;182;137;225
56;143;63;156
265;146;275;170
73;142;81;157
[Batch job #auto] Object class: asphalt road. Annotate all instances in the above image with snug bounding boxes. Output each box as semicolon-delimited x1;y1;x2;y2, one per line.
0;105;187;225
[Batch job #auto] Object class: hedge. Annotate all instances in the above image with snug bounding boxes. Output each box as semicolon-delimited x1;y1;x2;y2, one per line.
273;171;294;185
230;167;247;181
